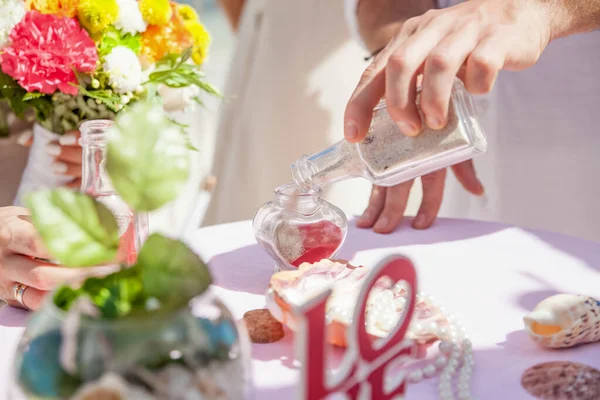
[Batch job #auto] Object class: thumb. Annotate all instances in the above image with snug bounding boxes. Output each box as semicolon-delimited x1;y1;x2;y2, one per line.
0;217;52;259
451;160;484;195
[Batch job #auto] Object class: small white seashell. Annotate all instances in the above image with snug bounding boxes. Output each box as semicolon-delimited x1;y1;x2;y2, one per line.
523;294;600;348
71;373;153;400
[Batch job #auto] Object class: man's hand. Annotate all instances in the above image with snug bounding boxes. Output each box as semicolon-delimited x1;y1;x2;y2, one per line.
358;160;483;232
0;207;115;310
345;0;557;141
347;0;578;233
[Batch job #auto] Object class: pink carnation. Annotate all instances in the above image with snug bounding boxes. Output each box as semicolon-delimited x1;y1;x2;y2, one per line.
0;11;98;95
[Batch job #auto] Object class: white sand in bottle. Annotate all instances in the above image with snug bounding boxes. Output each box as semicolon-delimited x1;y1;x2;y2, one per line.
275;222;303;262
358;99;465;174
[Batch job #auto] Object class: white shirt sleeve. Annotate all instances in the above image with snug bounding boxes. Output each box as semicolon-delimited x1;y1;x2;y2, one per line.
344;0;368;50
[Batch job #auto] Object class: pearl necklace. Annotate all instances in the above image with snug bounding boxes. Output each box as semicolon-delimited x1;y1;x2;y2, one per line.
406;293;475;400
326;284;475;400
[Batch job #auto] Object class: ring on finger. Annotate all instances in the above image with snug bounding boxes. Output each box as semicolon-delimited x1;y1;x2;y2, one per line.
12;283;30;310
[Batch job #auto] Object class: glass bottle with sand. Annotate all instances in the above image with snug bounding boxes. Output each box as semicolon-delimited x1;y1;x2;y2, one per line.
291;79;487;190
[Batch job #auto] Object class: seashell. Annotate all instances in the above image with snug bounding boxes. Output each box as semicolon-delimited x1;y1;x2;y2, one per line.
523;294;600;348
133;363;230;400
521;361;600;400
71;373;153;400
266;259;447;348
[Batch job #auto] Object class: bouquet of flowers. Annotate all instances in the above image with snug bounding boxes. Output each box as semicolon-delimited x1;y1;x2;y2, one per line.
0;0;217;135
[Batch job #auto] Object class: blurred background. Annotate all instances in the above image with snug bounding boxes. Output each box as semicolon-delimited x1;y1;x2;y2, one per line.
148;0;236;234
149;0;424;235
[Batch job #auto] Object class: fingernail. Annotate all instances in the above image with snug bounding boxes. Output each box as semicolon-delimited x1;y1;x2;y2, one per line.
475;184;485;196
59;135;77;146
397;121;418;136
359;211;371;221
426;115;443;130
45;143;61;156
375;216;389;230
476;179;485;195
345;121;358;140
414;214;426;228
17;130;32;146
51;162;68;174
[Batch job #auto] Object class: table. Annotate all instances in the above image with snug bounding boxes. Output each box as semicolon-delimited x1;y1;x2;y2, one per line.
1;218;600;399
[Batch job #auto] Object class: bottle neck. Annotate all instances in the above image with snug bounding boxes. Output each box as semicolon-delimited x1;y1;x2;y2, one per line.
274;183;321;215
79;120;115;196
291;140;360;191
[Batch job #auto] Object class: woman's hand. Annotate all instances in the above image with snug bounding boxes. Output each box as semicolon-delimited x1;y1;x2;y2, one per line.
0;207;113;310
20;130;83;189
47;131;83;189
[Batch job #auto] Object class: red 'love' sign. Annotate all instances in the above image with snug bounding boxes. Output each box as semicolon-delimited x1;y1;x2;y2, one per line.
291;256;418;399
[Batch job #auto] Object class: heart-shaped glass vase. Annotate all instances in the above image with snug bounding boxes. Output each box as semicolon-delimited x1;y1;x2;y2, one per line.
253;183;348;271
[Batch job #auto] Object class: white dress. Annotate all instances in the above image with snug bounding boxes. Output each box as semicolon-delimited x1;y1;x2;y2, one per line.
202;0;371;226
345;0;600;242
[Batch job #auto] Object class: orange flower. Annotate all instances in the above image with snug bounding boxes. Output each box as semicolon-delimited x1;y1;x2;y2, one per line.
139;4;193;65
26;0;79;18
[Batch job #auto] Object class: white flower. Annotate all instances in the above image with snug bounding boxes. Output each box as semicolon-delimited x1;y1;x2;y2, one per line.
103;46;143;94
0;0;25;48
114;0;147;35
157;84;201;112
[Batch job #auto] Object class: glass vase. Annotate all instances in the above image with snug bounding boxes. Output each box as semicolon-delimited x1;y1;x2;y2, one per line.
9;290;252;399
253;183;348;272
79;120;148;265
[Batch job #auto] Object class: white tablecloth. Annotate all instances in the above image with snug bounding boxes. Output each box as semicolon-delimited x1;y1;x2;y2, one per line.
1;218;600;399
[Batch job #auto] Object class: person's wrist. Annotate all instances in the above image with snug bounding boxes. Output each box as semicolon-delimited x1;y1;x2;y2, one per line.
524;0;569;41
356;0;435;52
356;0;402;52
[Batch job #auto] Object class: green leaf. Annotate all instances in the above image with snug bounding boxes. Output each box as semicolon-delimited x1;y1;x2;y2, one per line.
106;100;190;211
79;266;146;318
97;27;142;57
137;234;212;307
185;139;199;152
53;286;82;311
0;72;52;119
77;86;121;112
154;53;181;69
144;52;220;98
22;92;44;101
26;189;120;267
53;266;148;318
178;47;193;66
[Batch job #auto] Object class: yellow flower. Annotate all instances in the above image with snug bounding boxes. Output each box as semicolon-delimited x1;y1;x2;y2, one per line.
184;20;211;65
176;4;198;22
77;0;118;34
26;0;79;17
139;0;172;26
139;4;193;65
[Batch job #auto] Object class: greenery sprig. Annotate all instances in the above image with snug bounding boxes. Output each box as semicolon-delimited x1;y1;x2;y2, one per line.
145;48;221;97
